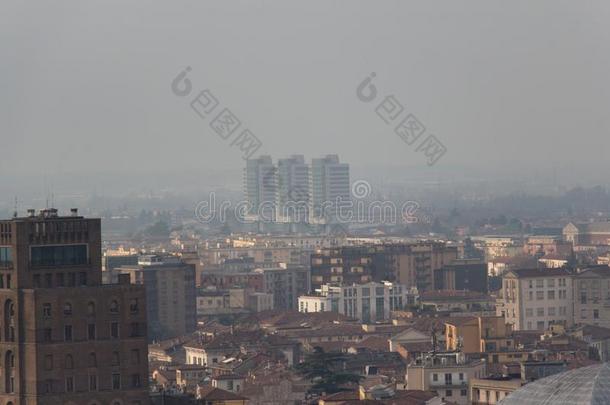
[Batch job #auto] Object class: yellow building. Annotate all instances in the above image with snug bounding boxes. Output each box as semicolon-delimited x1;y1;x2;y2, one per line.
470;376;524;404
445;316;513;354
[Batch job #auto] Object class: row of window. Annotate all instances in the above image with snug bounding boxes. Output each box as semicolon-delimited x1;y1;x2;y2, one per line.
31;244;88;267
43;372;141;393
579;308;601;319
42;321;143;342
525;306;568;317
431;372;466;384
41;299;138;317
527;278;568;288
44;350;141;370
527;289;569;300
432;389;467;398
526;319;567;330
33;272;87;288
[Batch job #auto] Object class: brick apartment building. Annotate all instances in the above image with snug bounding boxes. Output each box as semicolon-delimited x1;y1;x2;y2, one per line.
0;209;148;404
310;242;458;291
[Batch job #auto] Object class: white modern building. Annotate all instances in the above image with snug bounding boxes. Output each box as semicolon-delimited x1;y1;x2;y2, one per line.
277;155;310;222
244;155;278;219
298;281;418;323
310;154;350;222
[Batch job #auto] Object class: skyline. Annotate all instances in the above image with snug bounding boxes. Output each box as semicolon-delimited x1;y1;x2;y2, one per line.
2;1;610;184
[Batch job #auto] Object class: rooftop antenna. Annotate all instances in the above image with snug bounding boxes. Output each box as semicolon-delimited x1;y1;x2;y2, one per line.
43;175;49;209
13;197;18;218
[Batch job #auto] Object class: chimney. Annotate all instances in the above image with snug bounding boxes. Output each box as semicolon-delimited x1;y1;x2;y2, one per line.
70;208;78;217
27;209;35;218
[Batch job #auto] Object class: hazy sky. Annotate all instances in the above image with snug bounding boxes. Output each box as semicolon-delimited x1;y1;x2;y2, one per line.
2;1;610;187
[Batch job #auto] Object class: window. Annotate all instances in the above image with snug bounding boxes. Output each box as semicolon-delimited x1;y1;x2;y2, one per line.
548;307;556;316
526;308;533;317
111;322;119;339
444;373;452;384
131;349;140;365
536;279;544;288
45;273;53;288
89;374;98;391
43;328;52;342
68;273;76;287
79;272;87;286
44;355;53;370
65;354;74;369
87;302;95;316
43;303;52;317
581;292;588;304
63;303;72;316
594;309;600;319
432;373;438;382
131;374;141;388
64;325;73;342
88;323;96;340
65;376;74;393
89;352;97;367
461;389;468;396
459;373;464;381
112;351;120;366
446;390;453;397
30;244;88;266
537;308;544;316
110;300;119;313
112;373;121;390
536;291;544;300
0;247;12;266
547;290;555;300
547;279;555;287
130;299;139;313
130;322;140;337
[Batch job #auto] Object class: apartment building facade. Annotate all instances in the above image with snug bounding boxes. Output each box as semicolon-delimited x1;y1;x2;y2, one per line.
310;242;458;291
406;351;486;405
573;266;610;328
499;268;573;331
298;281;418;322
118;255;196;341
257;266;310;310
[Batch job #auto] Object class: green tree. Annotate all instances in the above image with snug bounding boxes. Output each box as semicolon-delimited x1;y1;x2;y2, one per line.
296;347;362;394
